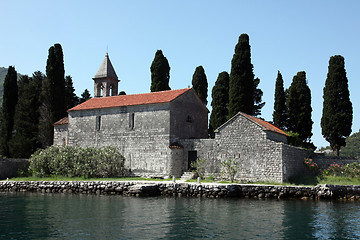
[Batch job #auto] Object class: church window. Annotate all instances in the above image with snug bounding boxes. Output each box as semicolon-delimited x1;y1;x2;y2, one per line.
96;116;101;130
129;113;135;129
96;83;104;97
109;84;116;96
186;115;192;123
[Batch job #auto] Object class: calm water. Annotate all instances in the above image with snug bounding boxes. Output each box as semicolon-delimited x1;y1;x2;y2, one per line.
1;192;360;240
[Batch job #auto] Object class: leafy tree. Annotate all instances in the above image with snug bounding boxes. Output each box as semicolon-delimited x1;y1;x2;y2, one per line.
209;71;229;138
287;71;313;147
64;75;79;109
191;66;208;105
79;89;91;103
9;72;43;158
39;43;66;147
339;131;360;158
0;66;18;156
273;71;287;130
119;91;126;95
321;55;352;156
228;34;263;117
150;50;171;92
220;159;239;183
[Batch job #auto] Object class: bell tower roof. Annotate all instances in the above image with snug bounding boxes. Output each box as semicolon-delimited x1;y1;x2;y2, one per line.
94;53;118;80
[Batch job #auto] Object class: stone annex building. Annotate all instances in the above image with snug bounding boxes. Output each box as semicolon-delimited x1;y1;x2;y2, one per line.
53;54;350;183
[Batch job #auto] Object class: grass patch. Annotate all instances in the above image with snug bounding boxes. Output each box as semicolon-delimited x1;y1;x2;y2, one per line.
318;176;360;185
4;176;176;182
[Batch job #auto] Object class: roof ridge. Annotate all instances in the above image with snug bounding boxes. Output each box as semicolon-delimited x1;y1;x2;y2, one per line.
68;88;193;111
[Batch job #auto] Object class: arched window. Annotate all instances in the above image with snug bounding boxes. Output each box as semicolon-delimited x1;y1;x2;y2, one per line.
109;84;116;96
96;83;104;97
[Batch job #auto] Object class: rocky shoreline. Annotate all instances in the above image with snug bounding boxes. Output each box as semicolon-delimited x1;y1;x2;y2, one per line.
1;181;360;200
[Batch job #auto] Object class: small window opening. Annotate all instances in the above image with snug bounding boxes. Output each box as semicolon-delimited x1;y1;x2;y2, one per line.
96;116;101;130
186;115;192;123
129;113;135;129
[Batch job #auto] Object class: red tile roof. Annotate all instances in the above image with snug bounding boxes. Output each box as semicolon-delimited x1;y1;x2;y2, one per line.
53;117;69;126
242;113;287;136
69;88;192;111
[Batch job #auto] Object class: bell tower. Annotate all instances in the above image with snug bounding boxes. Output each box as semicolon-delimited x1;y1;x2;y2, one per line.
93;53;119;97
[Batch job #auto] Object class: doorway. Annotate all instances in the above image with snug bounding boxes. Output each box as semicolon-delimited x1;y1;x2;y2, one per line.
188;151;197;170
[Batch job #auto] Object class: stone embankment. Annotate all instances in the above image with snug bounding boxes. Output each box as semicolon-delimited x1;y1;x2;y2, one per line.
1;181;360;200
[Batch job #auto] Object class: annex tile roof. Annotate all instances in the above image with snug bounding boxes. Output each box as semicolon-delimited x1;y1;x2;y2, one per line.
216;112;287;136
94;53;118;80
69;88;192;111
241;113;287;136
53;116;69;126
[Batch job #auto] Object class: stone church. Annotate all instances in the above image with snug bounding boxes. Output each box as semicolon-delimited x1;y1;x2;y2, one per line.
54;53;322;183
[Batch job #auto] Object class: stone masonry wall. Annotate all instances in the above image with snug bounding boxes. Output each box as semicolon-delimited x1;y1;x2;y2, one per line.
68;103;172;178
170;90;208;140
312;154;359;169
53;125;68;146
2;181;360;200
281;144;309;181
180;114;285;183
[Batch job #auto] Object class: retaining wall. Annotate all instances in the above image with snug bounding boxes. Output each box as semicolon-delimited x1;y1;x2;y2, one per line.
1;181;360;200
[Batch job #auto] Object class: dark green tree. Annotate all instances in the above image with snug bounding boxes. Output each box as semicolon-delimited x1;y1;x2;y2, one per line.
9;72;43;158
46;43;66;121
79;89;91;103
287;71;313;147
192;66;208;105
321;55;352;156
273;71;287;129
64;75;79;109
150;50;171;92
209;71;229;138
0;66;18;156
119;91;126;95
228;34;256;117
253;77;265;116
39;43;66;147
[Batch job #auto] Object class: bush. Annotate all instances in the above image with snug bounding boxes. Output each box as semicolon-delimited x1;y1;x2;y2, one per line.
190;157;207;179
304;158;320;175
29;145;125;178
220;159;239;182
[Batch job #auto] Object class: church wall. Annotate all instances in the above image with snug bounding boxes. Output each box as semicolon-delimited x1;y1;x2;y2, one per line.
170;90;208;141
68;103;174;177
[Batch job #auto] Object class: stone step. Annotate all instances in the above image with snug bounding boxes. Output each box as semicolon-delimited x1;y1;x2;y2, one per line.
180;172;195;181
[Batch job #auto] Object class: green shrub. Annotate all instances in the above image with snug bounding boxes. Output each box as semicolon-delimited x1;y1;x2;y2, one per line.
190;157;207;179
220;159;239;182
29;145;125;178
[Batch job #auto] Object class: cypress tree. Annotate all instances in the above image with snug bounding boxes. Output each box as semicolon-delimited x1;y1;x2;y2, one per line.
0;66;18;157
64;75;79;109
287;71;313;146
150;50;171;92
228;34;255;117
9;72;43;157
321;55;352;156
209;71;229;138
273;71;287;129
39;43;66;147
192;66;208;105
253;77;265;116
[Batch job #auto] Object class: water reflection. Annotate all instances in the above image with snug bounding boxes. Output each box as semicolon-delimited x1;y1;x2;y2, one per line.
1;192;360;239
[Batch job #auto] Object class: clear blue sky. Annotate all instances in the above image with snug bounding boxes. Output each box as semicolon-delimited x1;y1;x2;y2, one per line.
1;1;359;149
